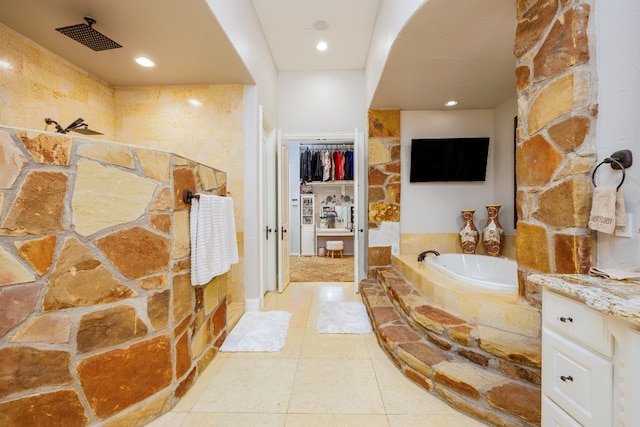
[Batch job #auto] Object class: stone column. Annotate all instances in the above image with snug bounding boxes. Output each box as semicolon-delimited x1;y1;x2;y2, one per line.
367;110;401;277
514;0;596;307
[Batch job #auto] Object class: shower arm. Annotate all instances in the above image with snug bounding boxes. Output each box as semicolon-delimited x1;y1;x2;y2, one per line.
44;118;66;134
44;117;88;134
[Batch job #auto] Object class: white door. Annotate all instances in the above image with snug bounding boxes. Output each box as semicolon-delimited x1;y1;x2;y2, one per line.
354;129;367;289
261;111;277;294
277;132;291;292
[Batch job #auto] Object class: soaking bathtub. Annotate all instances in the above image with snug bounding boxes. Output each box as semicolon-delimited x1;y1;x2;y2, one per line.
422;253;517;292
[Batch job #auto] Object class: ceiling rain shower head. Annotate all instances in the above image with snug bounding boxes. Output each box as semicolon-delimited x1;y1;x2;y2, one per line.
55;16;122;51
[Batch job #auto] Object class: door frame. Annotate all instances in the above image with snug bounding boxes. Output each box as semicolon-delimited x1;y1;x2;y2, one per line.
259;108;277;298
278;131;366;292
277;131;291;292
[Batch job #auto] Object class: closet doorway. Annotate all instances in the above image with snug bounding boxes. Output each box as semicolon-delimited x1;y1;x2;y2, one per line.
281;132;365;291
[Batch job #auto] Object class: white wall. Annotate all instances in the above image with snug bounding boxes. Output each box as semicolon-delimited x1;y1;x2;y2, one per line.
400;109;504;234
205;0;279;122
279;70;367;134
365;0;425;107
280;70;367;256
493;95;518;235
594;0;640;267
205;0;279;306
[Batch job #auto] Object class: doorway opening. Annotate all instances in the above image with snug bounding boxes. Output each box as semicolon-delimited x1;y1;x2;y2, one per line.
291;140;355;283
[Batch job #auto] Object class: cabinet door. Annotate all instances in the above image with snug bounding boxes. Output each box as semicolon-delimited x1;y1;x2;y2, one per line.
300;226;315;256
543;328;613;426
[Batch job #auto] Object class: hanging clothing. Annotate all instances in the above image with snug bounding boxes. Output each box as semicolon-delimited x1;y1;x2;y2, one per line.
300;145;353;182
322;150;332;181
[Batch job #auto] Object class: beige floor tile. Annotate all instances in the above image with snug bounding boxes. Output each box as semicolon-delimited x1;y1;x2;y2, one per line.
222;327;304;360
191;358;298;413
288;358;385;414
144;282;495;427
173;356;227;412
387;413;487;426
144;412;187;427
285;413;390;427
181;412;287;426
372;359;457;415
366;334;389;360
299;329;371;359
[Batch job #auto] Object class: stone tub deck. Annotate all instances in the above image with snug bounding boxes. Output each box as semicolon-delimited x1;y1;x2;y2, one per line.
360;263;542;426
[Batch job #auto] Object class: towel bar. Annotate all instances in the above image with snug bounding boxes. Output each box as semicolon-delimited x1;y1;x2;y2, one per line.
592;150;632;190
183;189;200;204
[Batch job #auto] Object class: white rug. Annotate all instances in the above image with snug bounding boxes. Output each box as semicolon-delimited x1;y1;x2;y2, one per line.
316;301;373;334
220;311;291;352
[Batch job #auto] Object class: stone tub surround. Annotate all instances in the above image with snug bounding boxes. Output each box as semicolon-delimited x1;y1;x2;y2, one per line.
401;233;517;261
360;267;542;426
527;274;640;327
393;254;541;338
0;127;229;426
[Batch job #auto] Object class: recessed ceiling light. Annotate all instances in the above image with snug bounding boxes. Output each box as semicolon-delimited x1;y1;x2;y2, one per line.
316;41;328;52
445;100;458;107
135;56;155;67
189;99;202;107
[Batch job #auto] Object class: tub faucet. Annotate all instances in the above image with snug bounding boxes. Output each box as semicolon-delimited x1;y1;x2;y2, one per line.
417;250;440;261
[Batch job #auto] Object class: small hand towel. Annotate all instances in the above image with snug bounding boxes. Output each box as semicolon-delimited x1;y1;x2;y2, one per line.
589;266;640;280
615;188;627;228
588;187;626;234
190;194;229;286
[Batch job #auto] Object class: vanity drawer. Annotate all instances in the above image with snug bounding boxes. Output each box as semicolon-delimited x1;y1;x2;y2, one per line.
542;396;581;427
543;289;612;357
543;328;613;427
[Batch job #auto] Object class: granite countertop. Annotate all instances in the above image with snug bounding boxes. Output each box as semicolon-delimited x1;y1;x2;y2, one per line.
528;273;640;327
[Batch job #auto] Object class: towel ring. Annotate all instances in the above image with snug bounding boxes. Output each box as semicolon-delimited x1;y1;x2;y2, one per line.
592;158;625;190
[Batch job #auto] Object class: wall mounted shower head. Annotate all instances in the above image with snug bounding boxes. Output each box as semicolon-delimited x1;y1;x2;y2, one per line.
56;17;122;51
44;117;103;136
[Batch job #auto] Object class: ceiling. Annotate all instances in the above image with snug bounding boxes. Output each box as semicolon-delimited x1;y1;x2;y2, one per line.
0;0;517;111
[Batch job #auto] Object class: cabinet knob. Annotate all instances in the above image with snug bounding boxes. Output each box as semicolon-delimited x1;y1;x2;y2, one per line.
560;375;574;382
559;316;573;323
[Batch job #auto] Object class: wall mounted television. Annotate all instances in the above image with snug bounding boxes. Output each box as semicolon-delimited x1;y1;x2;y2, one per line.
409;137;490;182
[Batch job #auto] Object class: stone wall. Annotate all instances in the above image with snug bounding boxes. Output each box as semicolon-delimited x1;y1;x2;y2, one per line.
514;0;596;307
367;110;402;276
0;127;229;426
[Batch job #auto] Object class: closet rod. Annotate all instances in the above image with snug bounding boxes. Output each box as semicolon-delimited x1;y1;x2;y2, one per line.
301;143;352;150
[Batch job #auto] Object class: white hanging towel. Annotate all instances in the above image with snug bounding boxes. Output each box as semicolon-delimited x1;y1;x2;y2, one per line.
190;194;230;286
223;196;239;264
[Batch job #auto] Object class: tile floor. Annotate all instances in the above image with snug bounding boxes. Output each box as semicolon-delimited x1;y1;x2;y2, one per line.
146;282;486;427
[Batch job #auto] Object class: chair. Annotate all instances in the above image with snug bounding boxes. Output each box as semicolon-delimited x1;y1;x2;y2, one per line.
325;240;343;258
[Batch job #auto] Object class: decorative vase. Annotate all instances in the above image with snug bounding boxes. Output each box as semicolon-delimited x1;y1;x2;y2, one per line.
459;210;479;254
482;204;504;257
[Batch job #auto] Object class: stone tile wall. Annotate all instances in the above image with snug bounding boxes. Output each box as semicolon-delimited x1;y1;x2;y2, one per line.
0;23;246;309
514;0;596;306
0;127;228;426
367;110;402;277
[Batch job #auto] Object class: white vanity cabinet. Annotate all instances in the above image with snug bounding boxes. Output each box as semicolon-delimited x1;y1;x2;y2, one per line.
542;288;640;426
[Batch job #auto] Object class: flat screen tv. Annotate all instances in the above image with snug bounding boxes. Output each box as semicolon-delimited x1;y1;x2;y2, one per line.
409;137;490;182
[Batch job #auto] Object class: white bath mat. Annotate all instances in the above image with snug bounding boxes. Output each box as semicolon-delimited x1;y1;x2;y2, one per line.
220;311;291;352
316;301;373;334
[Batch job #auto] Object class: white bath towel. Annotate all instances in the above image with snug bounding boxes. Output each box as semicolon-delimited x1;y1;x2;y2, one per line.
588;187;626;234
190;194;229;286
223;196;239;264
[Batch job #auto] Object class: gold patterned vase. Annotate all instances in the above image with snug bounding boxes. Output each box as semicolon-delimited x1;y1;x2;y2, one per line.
459;210;479;254
482;204;504;257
